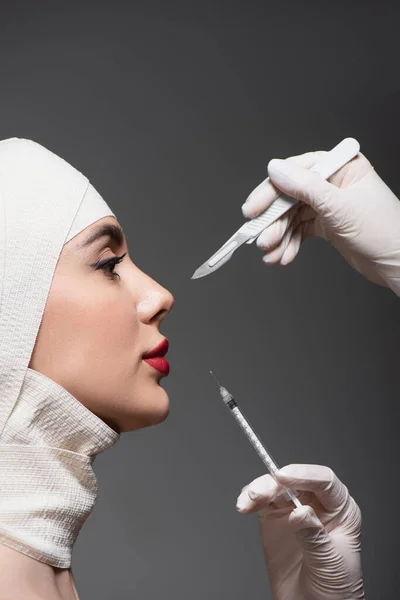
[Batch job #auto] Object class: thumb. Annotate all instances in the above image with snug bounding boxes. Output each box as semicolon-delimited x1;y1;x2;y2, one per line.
289;505;345;581
268;158;335;213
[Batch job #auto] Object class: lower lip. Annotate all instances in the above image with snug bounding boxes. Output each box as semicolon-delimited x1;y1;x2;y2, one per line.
143;357;170;376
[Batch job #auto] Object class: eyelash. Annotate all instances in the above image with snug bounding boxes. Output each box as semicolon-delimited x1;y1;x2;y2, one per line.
95;252;127;280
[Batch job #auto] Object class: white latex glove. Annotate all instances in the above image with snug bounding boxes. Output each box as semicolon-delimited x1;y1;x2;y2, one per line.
241;149;400;295
236;464;365;600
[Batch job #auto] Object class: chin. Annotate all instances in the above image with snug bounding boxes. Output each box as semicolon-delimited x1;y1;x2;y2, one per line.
122;386;170;432
149;386;170;425
151;402;170;425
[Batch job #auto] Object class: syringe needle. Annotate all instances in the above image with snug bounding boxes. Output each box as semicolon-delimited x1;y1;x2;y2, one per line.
211;371;301;509
209;370;222;389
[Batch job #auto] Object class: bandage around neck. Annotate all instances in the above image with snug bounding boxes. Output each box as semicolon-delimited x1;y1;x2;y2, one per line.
0;138;121;568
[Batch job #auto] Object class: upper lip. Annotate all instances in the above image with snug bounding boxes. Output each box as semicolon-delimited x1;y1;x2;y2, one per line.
143;338;169;358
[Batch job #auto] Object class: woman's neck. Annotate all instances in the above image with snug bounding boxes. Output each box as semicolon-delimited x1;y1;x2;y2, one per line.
0;543;79;600
0;368;120;568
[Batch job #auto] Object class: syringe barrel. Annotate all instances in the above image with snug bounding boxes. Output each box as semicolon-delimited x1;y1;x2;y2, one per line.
229;405;279;474
225;396;301;508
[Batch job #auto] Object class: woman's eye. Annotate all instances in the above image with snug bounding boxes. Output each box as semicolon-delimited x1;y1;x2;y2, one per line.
95;253;127;280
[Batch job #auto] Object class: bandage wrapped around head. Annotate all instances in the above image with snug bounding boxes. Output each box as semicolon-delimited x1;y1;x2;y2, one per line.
0;138;121;568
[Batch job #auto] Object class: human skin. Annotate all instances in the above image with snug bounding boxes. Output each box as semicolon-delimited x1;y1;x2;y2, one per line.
28;215;175;434
0;544;79;600
0;215;175;599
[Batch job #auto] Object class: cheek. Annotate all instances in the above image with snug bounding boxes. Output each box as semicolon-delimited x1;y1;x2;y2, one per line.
32;274;140;381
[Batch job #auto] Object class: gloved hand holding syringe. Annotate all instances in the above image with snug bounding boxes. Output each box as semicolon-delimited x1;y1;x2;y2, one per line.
211;369;365;600
210;371;301;508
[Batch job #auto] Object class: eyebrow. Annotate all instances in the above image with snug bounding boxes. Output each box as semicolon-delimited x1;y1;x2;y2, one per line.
78;223;125;250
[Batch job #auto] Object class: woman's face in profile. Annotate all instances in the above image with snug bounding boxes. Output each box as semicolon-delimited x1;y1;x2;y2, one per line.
28;216;175;433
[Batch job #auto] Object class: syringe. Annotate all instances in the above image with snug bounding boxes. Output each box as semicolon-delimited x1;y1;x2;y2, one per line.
210;371;301;508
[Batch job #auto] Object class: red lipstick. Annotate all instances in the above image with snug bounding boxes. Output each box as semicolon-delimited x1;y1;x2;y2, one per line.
143;338;170;376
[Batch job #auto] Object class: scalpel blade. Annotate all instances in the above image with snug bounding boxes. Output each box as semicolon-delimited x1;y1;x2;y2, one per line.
191;232;250;279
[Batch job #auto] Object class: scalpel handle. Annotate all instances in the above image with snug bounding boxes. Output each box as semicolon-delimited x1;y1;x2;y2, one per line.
241;137;360;243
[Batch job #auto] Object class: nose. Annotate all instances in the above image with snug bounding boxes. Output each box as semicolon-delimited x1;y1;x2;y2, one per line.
137;273;174;326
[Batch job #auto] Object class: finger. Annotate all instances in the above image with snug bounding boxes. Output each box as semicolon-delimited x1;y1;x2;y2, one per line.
279;214;318;265
280;229;302;265
288;505;347;581
236;475;311;514
299;218;318;241
276;464;349;513
236;474;281;513
256;203;315;253
267;159;335;213
261;204;312;264
256;205;298;252
262;223;295;264
329;151;372;188
242;151;326;219
278;205;317;264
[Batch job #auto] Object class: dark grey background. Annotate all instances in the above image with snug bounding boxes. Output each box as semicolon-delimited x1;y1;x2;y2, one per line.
1;0;399;598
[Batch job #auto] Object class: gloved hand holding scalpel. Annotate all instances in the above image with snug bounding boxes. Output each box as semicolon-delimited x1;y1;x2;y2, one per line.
242;141;400;295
